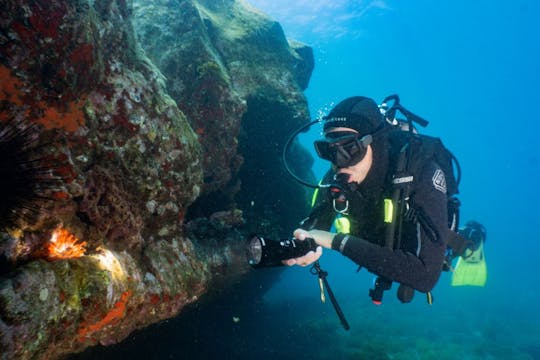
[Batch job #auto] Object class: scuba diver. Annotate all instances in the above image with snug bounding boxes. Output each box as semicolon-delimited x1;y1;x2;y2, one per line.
280;96;487;303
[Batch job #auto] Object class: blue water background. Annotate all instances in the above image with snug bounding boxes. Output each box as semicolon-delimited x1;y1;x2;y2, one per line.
245;0;540;357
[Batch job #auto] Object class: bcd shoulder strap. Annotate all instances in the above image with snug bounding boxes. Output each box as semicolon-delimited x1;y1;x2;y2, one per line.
389;130;458;196
388;130;470;263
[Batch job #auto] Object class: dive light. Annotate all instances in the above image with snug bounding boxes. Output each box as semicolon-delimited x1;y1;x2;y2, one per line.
247;236;317;268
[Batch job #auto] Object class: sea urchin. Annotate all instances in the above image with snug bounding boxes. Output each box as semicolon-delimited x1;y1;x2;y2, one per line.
0;118;62;231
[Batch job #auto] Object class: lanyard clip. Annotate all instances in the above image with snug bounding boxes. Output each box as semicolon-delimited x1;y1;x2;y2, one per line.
333;198;349;214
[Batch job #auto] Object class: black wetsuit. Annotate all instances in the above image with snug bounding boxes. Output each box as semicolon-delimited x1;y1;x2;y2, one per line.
305;137;450;293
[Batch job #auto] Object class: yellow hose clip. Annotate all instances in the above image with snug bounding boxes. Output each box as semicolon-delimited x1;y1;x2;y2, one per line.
319;278;326;303
426;291;433;305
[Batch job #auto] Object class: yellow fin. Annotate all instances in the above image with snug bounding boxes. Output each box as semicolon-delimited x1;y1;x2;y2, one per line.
451;242;487;287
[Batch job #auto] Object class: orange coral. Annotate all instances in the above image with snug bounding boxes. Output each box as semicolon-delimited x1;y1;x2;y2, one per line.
0;65;86;131
0;65;25;108
51;191;70;200
78;290;132;342
36;99;86;132
46;227;87;260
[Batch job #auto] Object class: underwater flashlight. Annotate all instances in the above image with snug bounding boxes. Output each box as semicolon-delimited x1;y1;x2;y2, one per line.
248;235;351;331
247;236;317;268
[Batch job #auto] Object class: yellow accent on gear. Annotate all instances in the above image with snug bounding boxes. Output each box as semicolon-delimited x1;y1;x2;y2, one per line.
319;278;326;303
334;216;350;234
311;187;320;208
384;199;393;223
451;241;487;287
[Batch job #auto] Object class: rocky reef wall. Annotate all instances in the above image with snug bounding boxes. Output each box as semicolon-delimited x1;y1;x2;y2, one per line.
0;0;314;359
132;0;315;232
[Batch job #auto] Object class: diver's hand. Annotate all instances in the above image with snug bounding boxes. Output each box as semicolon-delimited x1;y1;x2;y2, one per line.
282;229;335;267
294;229;334;249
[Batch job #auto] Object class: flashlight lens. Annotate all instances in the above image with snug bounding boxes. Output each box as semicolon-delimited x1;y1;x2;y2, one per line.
247;236;263;265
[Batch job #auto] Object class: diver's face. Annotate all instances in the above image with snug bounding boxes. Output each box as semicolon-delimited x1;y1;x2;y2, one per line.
320;127;373;184
315;128;372;168
335;144;373;184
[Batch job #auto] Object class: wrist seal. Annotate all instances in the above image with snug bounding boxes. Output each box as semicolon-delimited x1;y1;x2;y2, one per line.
332;233;350;253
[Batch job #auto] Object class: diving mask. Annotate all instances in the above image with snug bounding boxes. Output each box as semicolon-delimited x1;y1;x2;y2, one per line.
314;132;373;168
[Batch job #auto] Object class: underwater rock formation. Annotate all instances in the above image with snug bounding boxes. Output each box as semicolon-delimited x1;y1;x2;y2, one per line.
0;0;313;359
133;0;315;232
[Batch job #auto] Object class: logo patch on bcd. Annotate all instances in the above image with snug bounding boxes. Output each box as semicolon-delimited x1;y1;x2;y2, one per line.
432;169;447;194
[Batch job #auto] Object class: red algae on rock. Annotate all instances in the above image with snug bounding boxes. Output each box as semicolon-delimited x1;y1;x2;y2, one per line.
77;290;132;343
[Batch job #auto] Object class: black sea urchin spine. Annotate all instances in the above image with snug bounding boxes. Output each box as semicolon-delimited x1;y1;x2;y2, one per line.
0;118;61;230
